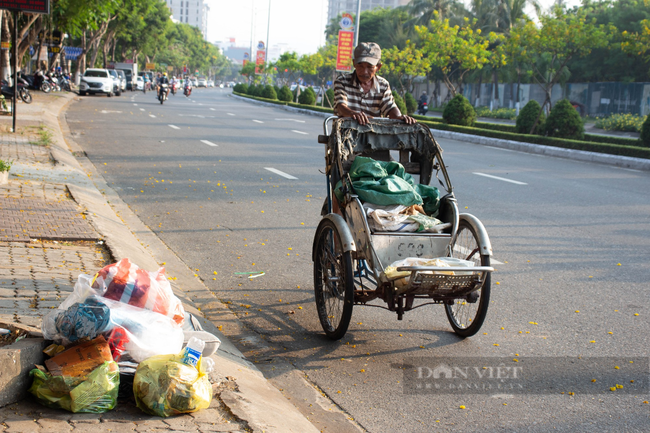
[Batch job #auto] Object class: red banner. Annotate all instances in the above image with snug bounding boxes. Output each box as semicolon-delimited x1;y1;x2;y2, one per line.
336;30;354;72
255;50;266;74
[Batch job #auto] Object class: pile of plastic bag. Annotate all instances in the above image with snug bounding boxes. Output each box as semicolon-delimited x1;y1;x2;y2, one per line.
42;258;185;363
30;258;219;415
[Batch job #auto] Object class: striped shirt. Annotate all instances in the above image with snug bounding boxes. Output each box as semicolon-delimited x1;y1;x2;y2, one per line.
333;72;397;118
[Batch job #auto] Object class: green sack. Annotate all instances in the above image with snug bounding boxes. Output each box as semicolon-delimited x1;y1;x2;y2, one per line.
335;156;440;216
29;361;119;413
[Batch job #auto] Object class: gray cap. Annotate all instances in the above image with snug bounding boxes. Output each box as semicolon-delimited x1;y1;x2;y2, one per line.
353;42;381;66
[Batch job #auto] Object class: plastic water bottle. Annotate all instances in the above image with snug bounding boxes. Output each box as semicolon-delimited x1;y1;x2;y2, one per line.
181;337;205;367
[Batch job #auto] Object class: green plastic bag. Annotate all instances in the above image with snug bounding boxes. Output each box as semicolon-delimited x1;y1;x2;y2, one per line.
133;352;212;417
335;156;440;216
29;361;119;413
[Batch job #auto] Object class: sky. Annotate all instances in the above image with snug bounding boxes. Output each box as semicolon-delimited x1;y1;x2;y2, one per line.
205;0;583;58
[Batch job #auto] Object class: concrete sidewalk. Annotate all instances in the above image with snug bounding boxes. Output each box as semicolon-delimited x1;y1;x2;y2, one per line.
0;92;327;432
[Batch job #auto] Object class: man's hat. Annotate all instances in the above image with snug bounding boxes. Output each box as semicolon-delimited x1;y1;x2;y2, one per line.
353;42;381;66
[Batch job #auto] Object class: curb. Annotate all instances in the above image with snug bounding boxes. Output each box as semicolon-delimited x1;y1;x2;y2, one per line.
230;93;650;171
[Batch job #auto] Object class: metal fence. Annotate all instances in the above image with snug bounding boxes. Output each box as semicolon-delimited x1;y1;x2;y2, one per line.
414;81;650;117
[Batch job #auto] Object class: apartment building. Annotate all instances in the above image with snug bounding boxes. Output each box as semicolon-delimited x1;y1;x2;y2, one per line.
165;0;209;39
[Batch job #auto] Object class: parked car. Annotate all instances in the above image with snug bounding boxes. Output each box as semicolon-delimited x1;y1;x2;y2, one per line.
207;80;214;88
134;76;144;91
119;69;133;90
107;69;122;96
78;69;114;97
115;69;127;92
197;78;207;87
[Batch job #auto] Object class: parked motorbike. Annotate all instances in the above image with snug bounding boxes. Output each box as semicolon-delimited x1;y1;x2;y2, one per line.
417;101;428;116
158;84;168;104
1;78;32;104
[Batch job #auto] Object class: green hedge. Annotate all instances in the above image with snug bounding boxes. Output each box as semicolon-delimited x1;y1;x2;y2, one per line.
232;92;650;160
417;120;650;159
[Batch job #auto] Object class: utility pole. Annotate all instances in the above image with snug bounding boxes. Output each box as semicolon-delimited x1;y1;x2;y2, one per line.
354;0;361;46
265;0;271;83
249;0;255;84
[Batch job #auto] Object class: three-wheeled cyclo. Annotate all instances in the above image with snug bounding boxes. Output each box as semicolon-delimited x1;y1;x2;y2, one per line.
313;117;494;340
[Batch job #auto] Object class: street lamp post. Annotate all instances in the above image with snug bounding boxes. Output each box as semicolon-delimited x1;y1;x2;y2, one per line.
354;0;361;46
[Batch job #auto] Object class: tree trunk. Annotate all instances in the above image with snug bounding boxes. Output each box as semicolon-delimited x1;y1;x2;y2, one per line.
476;70;483;107
492;68;499;110
529;96;550;135
1;12;10;82
16;13;41;71
75;30;87;78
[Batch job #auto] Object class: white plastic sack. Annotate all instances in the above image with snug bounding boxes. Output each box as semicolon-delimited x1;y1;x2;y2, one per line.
363;203;419;232
42;274;184;363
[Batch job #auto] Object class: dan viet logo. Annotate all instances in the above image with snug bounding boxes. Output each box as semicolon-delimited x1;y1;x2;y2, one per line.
419;363;524;380
403;357;649;395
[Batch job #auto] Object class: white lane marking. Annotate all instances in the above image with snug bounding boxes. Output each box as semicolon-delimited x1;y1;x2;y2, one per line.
198;103;204;106
473;172;527;185
133;104;138;106
149;114;156;118
253;119;264;123
100;110;122;114
210;108;216;111
226;113;235;116
291;130;308;135
275;118;305;123
139;108;145;111
201;140;218;147
169;124;181;130
264;167;298;180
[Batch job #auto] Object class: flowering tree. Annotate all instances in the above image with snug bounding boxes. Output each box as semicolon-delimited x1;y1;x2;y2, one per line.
415;12;504;96
382;40;431;96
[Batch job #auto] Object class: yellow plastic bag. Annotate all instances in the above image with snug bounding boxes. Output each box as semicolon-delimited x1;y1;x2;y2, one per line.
29;361;119;413
133;353;212;417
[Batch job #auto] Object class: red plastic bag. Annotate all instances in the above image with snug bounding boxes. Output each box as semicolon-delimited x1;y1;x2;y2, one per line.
92;258;184;325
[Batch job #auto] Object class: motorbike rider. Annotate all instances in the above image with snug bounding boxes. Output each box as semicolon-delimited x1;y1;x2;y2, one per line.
184;75;192;96
418;91;428;114
156;72;170;99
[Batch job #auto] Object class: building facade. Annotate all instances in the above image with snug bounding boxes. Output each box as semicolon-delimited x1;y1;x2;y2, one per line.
327;0;410;24
165;0;209;39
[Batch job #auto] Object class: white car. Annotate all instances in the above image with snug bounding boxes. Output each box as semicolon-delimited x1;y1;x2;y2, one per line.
197;78;207;87
207;80;214;87
78;69;114;96
135;76;144;91
107;69;122;96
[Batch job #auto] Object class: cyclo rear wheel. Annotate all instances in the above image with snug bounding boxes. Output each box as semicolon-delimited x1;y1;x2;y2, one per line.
313;219;354;340
445;220;491;337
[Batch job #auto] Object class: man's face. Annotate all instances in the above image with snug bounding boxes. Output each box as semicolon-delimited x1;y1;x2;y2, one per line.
354;62;381;84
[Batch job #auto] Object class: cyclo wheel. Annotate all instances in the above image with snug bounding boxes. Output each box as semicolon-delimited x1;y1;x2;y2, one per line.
313;219;354;340
445;220;491;337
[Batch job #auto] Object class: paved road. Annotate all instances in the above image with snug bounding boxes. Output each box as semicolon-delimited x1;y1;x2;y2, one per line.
66;88;650;432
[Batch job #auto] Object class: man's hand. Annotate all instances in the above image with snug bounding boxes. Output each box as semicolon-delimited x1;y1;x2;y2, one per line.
351;110;373;125
399;114;416;125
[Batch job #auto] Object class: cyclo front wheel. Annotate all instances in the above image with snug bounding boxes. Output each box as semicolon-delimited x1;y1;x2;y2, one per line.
313;219;354;340
445;220;491;337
